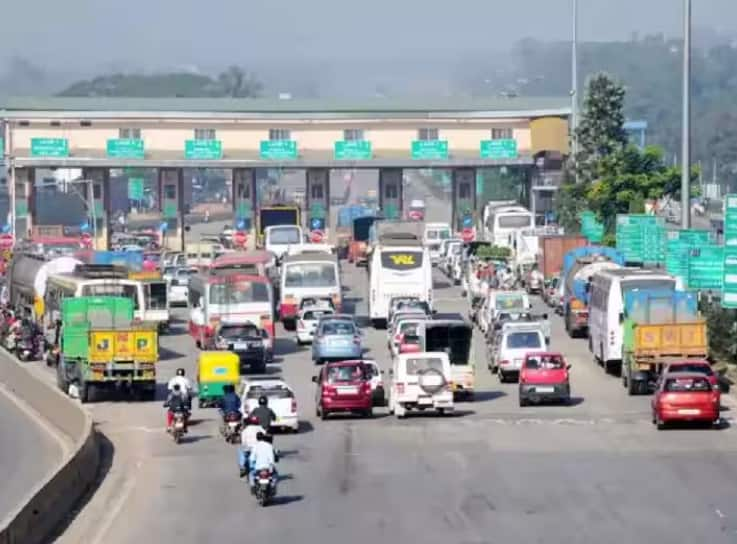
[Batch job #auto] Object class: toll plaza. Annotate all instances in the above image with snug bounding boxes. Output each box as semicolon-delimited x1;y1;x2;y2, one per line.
1;96;570;249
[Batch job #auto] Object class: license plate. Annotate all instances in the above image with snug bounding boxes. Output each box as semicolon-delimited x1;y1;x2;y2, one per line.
678;408;701;415
228;422;239;428
535;386;555;393
234;342;248;350
418;396;433;405
259;478;270;484
174;421;184;429
337;386;358;395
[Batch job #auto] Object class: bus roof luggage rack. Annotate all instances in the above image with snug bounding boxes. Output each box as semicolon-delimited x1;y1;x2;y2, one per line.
74;264;130;279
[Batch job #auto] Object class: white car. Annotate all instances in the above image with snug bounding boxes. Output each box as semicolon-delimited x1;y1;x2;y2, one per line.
241;378;299;432
441;241;462;276
491;323;547;383
296;305;335;345
389;352;454;418
168;267;196;306
388;317;426;357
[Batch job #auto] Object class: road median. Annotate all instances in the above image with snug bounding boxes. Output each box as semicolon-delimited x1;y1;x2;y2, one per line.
0;354;100;544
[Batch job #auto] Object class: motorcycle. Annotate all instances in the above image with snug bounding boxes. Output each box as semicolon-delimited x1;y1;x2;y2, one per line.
16;333;44;362
171;411;187;444
221;412;241;444
252;467;277;506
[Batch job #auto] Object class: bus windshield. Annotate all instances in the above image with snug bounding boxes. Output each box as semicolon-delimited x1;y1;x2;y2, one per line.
498;215;533;229
284;263;337;288
268;227;301;245
209;282;270;304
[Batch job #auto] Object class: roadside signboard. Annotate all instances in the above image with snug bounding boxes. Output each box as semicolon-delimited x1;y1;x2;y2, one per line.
722;194;737;306
107;139;145;159
31;138;69;158
260;140;298;160
334;140;372;160
615;214;665;264
580;211;604;243
687;244;724;290
185;140;222;160
666;229;711;282
724;194;737;245
310;230;325;243
128;178;145;200
411;140;448;160
480;139;518;159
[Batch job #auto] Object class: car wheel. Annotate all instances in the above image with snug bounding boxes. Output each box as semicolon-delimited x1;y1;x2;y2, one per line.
656;416;666;430
320;407;328;421
364;408;373;419
519;396;527;407
296;338;304;346
498;370;506;383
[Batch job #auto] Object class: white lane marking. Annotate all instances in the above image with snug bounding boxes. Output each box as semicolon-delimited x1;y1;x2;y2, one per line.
88;460;142;544
105;426;163;434
716;508;725;519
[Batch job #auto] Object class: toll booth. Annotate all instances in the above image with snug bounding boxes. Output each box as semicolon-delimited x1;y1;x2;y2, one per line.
379;168;403;220
452;168;477;232
306;168;329;240
233;168;257;248
159;168;184;251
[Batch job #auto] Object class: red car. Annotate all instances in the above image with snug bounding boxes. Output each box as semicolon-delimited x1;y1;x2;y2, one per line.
313;360;373;420
652;372;720;430
519;352;571;406
662;360;719;389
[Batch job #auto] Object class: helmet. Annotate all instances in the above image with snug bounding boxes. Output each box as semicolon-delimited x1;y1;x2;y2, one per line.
258;395;268;407
176;368;185;377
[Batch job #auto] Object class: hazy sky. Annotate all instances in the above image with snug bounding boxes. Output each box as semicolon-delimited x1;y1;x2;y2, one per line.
2;0;737;71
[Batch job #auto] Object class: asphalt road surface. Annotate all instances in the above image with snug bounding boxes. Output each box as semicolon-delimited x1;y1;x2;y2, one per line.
22;251;735;543
0;380;62;521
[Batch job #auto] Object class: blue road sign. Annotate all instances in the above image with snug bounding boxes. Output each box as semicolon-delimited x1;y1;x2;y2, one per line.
462;215;473;228
80;221;90;232
310;217;325;230
159;222;168;232
237;219;246;230
1;224;10;234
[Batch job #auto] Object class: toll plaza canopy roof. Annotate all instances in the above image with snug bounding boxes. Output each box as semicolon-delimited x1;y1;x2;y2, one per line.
0;96;571;119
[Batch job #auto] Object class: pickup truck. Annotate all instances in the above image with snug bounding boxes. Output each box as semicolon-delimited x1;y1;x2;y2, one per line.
621;290;707;395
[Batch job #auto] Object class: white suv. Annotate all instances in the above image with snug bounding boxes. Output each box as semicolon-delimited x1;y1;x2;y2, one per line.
389;352;454;418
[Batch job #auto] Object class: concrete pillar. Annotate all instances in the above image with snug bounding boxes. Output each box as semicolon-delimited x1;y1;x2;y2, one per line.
232;168;257;249
159;168;184;251
452;168;477;233
83;168;110;250
379;168;403;220
306;168;329;239
13;167;33;239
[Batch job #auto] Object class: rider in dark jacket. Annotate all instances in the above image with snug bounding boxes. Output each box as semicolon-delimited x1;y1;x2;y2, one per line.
248;395;277;430
220;384;242;416
164;384;188;430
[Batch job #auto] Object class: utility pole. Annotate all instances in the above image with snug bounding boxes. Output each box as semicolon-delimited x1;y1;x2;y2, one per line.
571;0;579;183
681;0;692;229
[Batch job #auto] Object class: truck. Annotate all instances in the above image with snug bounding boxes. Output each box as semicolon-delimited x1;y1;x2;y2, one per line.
257;205;301;243
622;290;707;395
561;246;625;337
349;215;380;266
55;296;159;403
536;235;586;280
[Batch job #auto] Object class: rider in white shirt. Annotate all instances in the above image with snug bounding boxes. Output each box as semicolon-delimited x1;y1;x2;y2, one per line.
167;368;193;410
249;432;278;489
238;418;265;477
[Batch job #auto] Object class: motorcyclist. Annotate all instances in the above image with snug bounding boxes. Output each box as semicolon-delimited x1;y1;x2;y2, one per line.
220;384;242;420
163;384;188;432
249;431;278;492
238;416;265;478
247;395;277;431
167;368;193;410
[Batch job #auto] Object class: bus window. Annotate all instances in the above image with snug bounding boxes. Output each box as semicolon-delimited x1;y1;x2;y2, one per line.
146;282;168;310
82;284;140;309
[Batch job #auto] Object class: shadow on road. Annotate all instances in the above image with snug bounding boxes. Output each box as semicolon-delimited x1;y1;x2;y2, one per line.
270;494;304;506
159;347;187;361
468;390;507;403
181;434;213;444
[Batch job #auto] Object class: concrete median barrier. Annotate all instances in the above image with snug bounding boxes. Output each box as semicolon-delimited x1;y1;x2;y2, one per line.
0;354;100;544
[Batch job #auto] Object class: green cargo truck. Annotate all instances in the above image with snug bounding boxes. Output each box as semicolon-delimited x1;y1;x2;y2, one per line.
56;296;159;403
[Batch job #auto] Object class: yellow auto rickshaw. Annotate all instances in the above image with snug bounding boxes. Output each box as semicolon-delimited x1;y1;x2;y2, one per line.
197;351;240;408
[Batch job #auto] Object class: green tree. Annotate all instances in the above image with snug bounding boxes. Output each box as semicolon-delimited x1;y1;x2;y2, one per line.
574;73;628;184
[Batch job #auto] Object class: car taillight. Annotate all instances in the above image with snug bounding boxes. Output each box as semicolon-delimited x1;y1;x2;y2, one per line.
291;399;298;413
362;382;371;393
353;336;361;345
396;383;405;394
323;385;336;396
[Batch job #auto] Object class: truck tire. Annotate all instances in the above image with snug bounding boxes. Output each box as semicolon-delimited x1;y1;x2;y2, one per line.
79;381;91;404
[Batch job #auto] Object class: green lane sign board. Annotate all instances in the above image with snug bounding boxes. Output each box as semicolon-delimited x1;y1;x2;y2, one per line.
480;139;518;159
0;138;4;156
384;203;400;220
107;139;144;159
185;140;222;160
722;250;737;307
163;201;178;219
128;178;145;200
15;200;28;217
31;138;69;158
665;229;711;282
411;140;448;160
724;194;737;245
236;201;253;219
310;202;326;219
686;244;723;290
580;211;604;243
615;214;665;264
334;140;372;160
260;140;298;160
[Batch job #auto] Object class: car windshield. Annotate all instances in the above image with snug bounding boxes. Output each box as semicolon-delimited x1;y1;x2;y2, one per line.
284;263;337;288
209;282;270;304
220;325;260;339
269;227;301;244
667;364;714;376
363;364;379;378
320;321;356;336
405;357;444;375
399;321;420;335
525;354;565;370
498;215;532;228
664;377;711;392
303;309;333;321
506;331;542;349
246;385;293;399
327;365;364;383
164;266;177;276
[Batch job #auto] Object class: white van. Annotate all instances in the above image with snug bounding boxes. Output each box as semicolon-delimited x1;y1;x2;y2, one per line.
369;237;432;327
588;268;678;374
423;223;452;265
482;203;533;249
265;225;304;260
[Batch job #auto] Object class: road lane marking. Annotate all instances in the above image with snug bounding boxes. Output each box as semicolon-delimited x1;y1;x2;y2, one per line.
88;460;142;544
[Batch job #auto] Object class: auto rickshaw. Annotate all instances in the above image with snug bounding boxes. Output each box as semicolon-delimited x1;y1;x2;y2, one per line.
197;351;240;408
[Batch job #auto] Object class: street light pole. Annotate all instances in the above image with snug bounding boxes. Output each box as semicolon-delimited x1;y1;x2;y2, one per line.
681;0;692;229
571;0;579;183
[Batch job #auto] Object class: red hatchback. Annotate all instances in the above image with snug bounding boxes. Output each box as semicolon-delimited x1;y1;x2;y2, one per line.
519;352;571;406
313;360;373;420
652;372;720;430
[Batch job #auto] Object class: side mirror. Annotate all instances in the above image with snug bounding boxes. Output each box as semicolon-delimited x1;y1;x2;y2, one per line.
380;370;385;374
311;376;317;383
388;369;394;376
618;312;624;324
566;364;572;370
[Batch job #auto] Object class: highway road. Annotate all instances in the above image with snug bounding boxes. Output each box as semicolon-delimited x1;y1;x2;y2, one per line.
0;379;62;521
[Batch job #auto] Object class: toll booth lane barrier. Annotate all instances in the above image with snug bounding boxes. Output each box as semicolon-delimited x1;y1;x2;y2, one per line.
0;352;100;544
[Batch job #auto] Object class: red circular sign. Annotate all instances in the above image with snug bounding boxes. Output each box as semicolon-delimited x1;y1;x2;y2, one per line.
233;231;247;247
310;230;324;243
0;234;13;250
461;227;475;242
408;210;424;221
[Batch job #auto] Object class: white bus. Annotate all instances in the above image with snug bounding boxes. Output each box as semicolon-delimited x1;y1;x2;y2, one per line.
482;203;533;249
588;268;678;374
279;253;341;326
369;237;432;327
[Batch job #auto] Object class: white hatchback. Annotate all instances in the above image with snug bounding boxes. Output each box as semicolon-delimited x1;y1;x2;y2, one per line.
492;324;547;383
296;305;335;345
240;378;299;432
